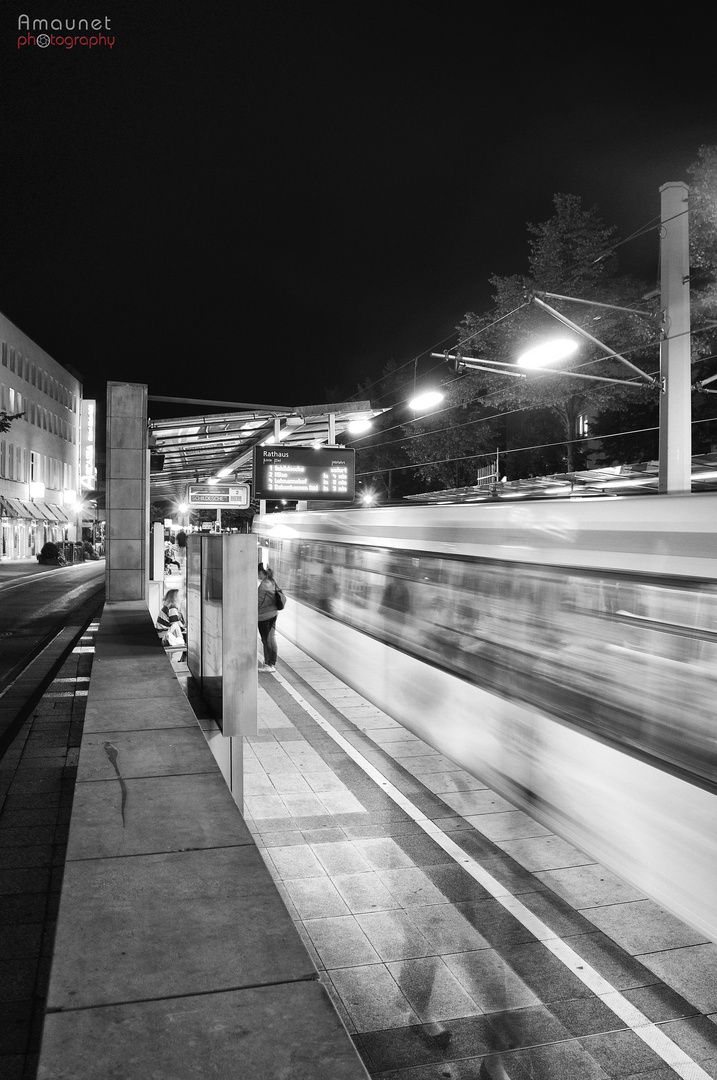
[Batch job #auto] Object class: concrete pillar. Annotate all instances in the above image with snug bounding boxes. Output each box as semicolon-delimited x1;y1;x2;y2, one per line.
658;182;691;494
105;382;148;601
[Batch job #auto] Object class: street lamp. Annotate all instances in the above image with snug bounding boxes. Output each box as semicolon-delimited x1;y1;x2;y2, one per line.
409;390;444;410
436;183;689;493
517;338;579;368
347;419;372;434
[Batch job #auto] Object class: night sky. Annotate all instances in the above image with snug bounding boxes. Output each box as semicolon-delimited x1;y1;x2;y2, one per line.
2;3;715;418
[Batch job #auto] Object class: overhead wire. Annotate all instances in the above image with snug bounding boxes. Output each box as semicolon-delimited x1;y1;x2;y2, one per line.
346;322;717;464
345;329;668;452
345;199;709;479
355;414;717;483
348;220;662;409
356;202;695;413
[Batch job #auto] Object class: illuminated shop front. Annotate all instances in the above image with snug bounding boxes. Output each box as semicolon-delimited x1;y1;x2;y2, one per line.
0;313;84;560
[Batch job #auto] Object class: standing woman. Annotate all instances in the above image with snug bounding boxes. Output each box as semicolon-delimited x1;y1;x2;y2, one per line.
257;563;279;673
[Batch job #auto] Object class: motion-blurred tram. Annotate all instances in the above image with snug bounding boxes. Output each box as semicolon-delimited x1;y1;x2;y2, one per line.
257;493;717;942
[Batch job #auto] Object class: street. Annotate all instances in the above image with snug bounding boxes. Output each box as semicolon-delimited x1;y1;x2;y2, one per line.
0;560;105;695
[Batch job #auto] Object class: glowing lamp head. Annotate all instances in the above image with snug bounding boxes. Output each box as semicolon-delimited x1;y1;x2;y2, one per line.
517;339;579;368
408;390;444;410
347;419;372;434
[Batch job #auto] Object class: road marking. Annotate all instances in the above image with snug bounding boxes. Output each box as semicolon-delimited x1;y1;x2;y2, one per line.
0;571;56;593
275;665;711;1080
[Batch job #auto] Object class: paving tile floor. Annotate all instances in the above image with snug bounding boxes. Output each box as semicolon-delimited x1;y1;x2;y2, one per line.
8;616;716;1080
236;638;717;1080
0;622;97;1080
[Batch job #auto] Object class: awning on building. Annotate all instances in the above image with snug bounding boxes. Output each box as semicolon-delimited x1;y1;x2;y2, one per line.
34;500;72;522
0;496;33;519
22;501;46;520
0;496;76;522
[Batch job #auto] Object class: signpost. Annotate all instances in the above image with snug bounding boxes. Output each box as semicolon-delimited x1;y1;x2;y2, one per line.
253;446;355;501
187;484;250;509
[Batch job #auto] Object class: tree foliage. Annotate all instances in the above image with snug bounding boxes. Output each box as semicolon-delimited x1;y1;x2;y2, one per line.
399;381;502;489
352;361;416;499
354;361;501;494
351;152;717;494
0;411;23;433
591;148;717;463
689;145;717;278
688;145;717;370
455;194;659;474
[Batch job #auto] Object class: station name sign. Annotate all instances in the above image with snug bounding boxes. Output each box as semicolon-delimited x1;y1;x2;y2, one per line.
187;484;250;509
253;446;355;501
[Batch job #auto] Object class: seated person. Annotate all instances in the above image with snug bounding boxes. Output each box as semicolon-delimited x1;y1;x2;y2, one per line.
164;542;181;573
156;589;186;659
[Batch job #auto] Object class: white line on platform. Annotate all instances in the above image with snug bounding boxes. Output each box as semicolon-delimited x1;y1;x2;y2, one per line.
275;665;711;1080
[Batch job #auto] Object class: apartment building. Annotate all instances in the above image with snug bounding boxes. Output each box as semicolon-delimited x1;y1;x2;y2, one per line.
0;311;86;560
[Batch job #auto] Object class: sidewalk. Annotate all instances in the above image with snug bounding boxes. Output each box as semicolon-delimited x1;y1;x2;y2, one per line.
0;615;95;1080
35;601;370;1080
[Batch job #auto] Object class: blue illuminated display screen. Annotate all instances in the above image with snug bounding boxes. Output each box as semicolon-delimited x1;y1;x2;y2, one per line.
253;446;355;501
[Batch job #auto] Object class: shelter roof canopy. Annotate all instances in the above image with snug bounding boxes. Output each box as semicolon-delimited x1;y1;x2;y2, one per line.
148;397;381;499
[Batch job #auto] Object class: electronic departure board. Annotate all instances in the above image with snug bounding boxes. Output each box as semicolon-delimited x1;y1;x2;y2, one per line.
187;484;250;508
253;446;355;501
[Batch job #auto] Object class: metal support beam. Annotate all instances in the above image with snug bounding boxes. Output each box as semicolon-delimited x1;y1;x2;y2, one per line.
658;182;691;494
530;295;656;384
434;352;650;387
535;291;653;318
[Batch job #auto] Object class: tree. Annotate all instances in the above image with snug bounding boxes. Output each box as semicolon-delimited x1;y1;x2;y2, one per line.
352;361;417;500
456;194;658;475
0;411;23;433
591;149;717;463
399;378;503;489
351;360;503;496
687;145;717;405
588;399;659;465
688;145;717;287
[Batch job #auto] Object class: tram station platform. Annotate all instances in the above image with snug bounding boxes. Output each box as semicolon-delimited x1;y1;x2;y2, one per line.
227;642;717;1080
34;603;717;1079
